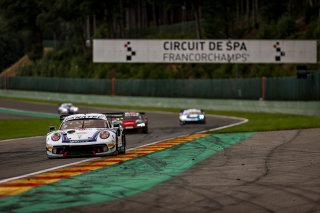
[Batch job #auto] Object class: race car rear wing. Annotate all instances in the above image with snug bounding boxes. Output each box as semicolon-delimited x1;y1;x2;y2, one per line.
103;112;125;127
103;112;124;122
102;112;124;119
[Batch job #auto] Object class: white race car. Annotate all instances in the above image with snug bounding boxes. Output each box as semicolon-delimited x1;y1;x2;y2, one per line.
179;109;206;125
46;113;126;158
58;103;79;115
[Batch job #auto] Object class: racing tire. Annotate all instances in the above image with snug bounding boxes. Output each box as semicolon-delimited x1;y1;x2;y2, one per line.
180;121;185;126
111;137;119;156
118;134;126;154
142;126;148;134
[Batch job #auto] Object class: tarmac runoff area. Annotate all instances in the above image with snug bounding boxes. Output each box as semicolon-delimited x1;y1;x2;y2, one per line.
0;128;319;212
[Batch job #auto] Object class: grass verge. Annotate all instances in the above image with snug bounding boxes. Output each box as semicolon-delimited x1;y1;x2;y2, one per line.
0;119;60;140
205;110;320;133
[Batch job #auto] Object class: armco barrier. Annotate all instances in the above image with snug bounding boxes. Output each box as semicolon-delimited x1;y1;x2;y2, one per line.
0;90;319;116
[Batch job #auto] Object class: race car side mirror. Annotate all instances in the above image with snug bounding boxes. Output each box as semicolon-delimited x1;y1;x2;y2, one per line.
49;126;56;132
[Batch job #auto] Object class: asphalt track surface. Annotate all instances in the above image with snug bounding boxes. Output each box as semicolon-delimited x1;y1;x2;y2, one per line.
0;99;240;180
0;99;319;212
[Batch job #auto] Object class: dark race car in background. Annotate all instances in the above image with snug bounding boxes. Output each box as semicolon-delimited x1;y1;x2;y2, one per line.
122;112;148;133
179;109;206;125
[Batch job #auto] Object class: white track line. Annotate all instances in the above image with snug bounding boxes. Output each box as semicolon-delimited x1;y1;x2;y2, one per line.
198;116;248;134
0;115;247;184
0;136;44;143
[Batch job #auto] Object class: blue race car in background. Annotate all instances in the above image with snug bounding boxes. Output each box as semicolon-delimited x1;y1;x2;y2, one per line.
179;109;206;125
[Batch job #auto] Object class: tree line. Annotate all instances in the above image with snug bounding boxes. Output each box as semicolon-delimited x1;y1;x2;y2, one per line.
0;0;319;78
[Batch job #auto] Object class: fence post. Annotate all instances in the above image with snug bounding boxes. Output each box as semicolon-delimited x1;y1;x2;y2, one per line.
0;77;6;90
261;76;267;100
111;77;116;96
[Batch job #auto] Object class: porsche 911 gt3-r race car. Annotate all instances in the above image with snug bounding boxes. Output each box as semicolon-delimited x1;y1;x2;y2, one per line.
179;109;206;125
46;113;126;158
58;103;79;115
121;112;148;133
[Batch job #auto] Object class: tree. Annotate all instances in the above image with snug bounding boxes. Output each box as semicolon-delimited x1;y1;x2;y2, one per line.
0;0;44;60
0;18;24;71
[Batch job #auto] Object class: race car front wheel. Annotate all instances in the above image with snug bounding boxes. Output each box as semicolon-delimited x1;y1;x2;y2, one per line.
111;137;119;156
118;134;126;154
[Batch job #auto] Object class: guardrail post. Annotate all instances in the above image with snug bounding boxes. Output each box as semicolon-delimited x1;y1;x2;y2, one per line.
111;77;116;96
1;77;7;90
261;76;267;100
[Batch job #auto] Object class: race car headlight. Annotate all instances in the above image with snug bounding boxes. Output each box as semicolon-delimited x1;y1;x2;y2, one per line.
199;114;205;119
51;133;61;141
180;115;187;120
137;123;145;127
136;120;145;127
136;120;143;124
99;131;110;139
72;107;78;112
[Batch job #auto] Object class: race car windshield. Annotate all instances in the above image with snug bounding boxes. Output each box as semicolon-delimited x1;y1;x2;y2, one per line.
60;119;108;130
184;110;201;115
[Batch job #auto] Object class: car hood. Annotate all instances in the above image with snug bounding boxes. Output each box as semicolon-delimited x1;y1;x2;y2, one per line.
186;113;200;117
122;119;136;126
60;128;104;142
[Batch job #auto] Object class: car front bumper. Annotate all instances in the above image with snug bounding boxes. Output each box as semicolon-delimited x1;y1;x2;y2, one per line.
46;143;116;158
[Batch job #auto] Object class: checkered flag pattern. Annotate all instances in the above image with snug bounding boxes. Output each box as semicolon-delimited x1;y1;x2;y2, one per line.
124;41;136;61
273;42;285;62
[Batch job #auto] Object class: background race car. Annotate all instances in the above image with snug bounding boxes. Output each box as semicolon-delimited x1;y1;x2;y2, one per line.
46;113;126;158
179;109;206;125
58;103;79;115
122;112;148;133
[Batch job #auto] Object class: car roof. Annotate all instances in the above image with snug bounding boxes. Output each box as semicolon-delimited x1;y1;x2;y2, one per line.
182;109;202;113
124;112;140;116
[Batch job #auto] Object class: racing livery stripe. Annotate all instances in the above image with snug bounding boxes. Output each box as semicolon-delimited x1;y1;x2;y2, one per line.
0;133;207;198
